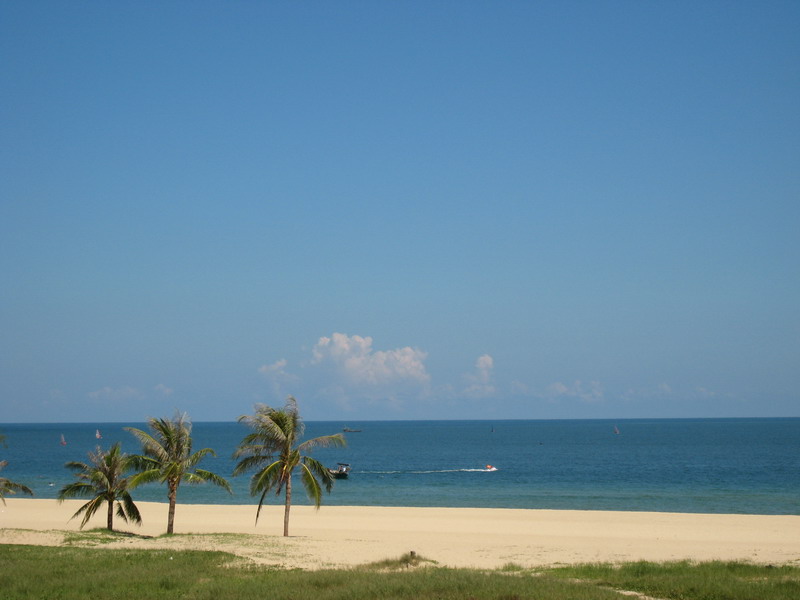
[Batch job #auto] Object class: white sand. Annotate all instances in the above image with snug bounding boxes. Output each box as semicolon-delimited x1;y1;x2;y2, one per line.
1;498;798;569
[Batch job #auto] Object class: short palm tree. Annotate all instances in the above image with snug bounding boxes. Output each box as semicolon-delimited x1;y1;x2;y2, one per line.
233;397;346;536
57;442;140;530
126;412;231;534
0;460;33;504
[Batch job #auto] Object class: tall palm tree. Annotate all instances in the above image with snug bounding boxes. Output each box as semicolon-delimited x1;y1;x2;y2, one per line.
233;397;346;536
0;460;33;504
57;442;141;530
126;412;231;534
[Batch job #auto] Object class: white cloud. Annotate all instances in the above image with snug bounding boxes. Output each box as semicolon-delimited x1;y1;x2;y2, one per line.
693;386;718;398
255;334;431;412
622;382;675;402
546;380;604;403
548;381;569;396
475;354;494;381
311;333;430;386
154;383;173;396
258;358;299;397
259;358;290;376
462;354;496;398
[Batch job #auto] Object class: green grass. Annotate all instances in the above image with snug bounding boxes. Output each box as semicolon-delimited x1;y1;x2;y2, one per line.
1;544;799;600
551;560;800;600
363;550;438;570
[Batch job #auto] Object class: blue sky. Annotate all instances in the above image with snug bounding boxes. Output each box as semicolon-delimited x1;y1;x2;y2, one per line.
1;2;798;422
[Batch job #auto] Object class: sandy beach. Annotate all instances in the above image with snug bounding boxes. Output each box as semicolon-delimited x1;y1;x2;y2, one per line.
1;498;798;569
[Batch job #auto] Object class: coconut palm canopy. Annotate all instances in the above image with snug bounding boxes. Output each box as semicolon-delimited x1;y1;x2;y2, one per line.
57;442;140;530
0;459;33;505
126;412;231;534
234;397;346;536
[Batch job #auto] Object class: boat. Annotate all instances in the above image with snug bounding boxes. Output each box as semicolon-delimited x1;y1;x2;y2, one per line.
329;463;351;479
614;425;620;435
485;464;497;472
95;429;102;439
60;434;67;446
342;427;362;432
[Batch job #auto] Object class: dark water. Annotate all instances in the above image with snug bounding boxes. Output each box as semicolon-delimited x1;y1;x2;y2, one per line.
1;419;798;514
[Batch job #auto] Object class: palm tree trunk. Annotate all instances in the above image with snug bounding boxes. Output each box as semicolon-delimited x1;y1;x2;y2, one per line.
167;481;177;534
283;476;292;537
107;498;114;531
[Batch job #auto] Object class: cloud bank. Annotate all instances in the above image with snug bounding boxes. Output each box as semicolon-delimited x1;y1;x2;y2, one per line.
462;353;496;398
259;333;435;411
311;333;430;386
546;380;604;403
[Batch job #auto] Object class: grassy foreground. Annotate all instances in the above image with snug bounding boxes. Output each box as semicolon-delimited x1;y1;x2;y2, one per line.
1;543;799;600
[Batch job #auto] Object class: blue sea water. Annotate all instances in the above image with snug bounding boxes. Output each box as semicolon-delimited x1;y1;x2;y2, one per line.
1;419;798;515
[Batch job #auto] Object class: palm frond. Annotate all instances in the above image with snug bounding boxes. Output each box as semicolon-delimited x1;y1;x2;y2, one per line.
249;460;283;496
254;487;271;524
231;431;270;454
284;448;301;470
299;461;323;508
0;460;32;504
184;447;216;469
127;454;157;472
241;407;289;446
231;453;273;476
71;495;105;529
125;427;170;462
57;481;97;500
186;469;232;493
127;468;163;489
297;433;346;453
0;478;34;503
63;460;91;473
118;492;142;524
114;502;129;524
304;456;336;493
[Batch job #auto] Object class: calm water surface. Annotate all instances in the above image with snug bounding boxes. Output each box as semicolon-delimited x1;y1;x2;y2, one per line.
1;419;798;514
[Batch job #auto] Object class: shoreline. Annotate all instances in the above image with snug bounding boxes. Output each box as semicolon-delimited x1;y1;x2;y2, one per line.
2;498;799;569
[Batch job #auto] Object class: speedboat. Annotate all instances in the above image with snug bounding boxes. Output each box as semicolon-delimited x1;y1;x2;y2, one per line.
329;463;351;479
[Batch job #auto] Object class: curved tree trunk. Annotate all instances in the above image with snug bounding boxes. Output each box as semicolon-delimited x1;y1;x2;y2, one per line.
107;498;114;531
167;481;177;534
283;476;292;537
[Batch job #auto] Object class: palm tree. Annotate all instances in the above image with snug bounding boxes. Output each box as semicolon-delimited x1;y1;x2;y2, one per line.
126;412;231;534
57;442;141;530
0;460;33;504
233;397;346;536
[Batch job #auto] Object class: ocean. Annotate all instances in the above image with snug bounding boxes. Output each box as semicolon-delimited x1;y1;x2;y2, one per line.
1;419;798;515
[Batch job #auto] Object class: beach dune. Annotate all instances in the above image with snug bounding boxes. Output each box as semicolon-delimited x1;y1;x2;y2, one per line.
1;499;798;569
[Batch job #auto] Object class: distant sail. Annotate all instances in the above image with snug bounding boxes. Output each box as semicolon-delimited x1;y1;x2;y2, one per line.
613;425;620;435
95;429;102;439
60;434;67;446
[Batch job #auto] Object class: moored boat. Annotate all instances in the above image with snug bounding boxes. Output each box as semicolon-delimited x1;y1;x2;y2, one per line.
329;463;351;479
